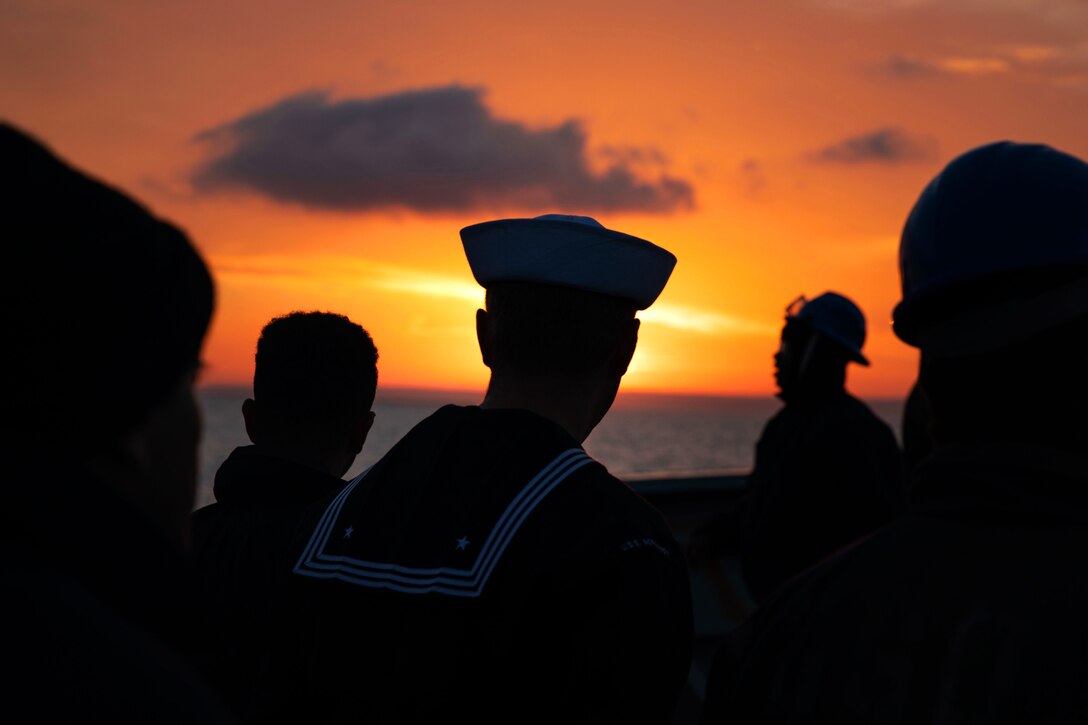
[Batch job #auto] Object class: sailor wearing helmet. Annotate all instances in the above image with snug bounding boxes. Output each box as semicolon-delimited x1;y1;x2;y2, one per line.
741;291;904;603
701;141;1088;723
686;291;904;604
254;215;694;725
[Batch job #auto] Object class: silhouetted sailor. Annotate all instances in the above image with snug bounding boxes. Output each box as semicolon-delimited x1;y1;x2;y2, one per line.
0;122;231;722
191;311;378;718
688;291;904;603
701;141;1088;723
253;214;694;725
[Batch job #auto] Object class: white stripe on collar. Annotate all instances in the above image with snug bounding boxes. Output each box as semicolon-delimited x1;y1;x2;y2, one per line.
293;448;593;598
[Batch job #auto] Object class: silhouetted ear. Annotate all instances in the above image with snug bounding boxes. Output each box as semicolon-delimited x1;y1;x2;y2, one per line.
241;398;259;444
349;411;376;456
476;308;493;368
614;318;640;376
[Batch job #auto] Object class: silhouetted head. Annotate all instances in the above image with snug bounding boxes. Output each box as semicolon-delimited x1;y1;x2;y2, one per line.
242;311;378;478
481;281;638;379
774;292;868;401
2;121;215;551
893;141;1088;449
461;214;676;439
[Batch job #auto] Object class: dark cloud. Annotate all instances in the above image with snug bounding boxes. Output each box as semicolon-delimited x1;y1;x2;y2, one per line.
880;54;941;77
739;158;767;196
191;86;694;214
596;145;668;168
810;127;938;164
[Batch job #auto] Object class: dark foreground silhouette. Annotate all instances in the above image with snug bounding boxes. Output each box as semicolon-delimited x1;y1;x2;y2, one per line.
701;141;1088;723
1;122;231;722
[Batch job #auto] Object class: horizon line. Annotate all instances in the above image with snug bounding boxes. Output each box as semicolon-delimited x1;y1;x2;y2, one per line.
196;381;908;403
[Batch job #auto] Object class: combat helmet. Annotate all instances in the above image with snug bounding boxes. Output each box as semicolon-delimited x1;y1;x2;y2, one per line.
786;292;870;366
892;141;1088;358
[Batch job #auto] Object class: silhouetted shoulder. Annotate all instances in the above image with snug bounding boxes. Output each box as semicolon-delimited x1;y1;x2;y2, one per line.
528;460;686;566
706;455;1088;723
5;562;233;724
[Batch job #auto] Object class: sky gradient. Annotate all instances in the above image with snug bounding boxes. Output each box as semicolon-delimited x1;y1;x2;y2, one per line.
5;0;1087;398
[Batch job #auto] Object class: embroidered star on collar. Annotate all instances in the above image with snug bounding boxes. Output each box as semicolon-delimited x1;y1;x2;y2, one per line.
455;536;470;551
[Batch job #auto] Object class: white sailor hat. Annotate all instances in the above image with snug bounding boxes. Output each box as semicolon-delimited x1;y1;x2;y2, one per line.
460;214;677;310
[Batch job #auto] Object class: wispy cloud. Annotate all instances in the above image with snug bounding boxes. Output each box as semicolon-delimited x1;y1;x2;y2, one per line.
376;277;773;337
881;54;942;78
936;56;1011;75
192;86;695;215
1007;45;1063;62
814;0;927;9
890;49;1058;77
878;53;1012;79
877;42;1088;86
213;254;483;299
211;253;765;336
368;270;483;302
809;127;938;165
639;303;775;335
814;0;1088;21
739;158;768;197
372;269;773;337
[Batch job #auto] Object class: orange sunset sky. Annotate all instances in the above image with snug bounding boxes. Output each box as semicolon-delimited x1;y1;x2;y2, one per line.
4;0;1087;399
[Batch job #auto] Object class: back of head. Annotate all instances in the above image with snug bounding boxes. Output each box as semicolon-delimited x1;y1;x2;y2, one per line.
892;141;1088;447
253;311;378;441
1;122;215;460
483;281;637;378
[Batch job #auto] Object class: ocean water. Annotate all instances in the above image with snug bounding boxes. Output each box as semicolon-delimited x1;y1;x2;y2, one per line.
195;385;906;510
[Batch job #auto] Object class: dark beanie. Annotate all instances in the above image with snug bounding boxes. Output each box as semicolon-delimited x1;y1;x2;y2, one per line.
1;122;215;456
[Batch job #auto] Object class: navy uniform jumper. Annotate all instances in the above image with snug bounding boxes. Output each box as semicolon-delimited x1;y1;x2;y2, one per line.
191;446;349;717
254;404;695;725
